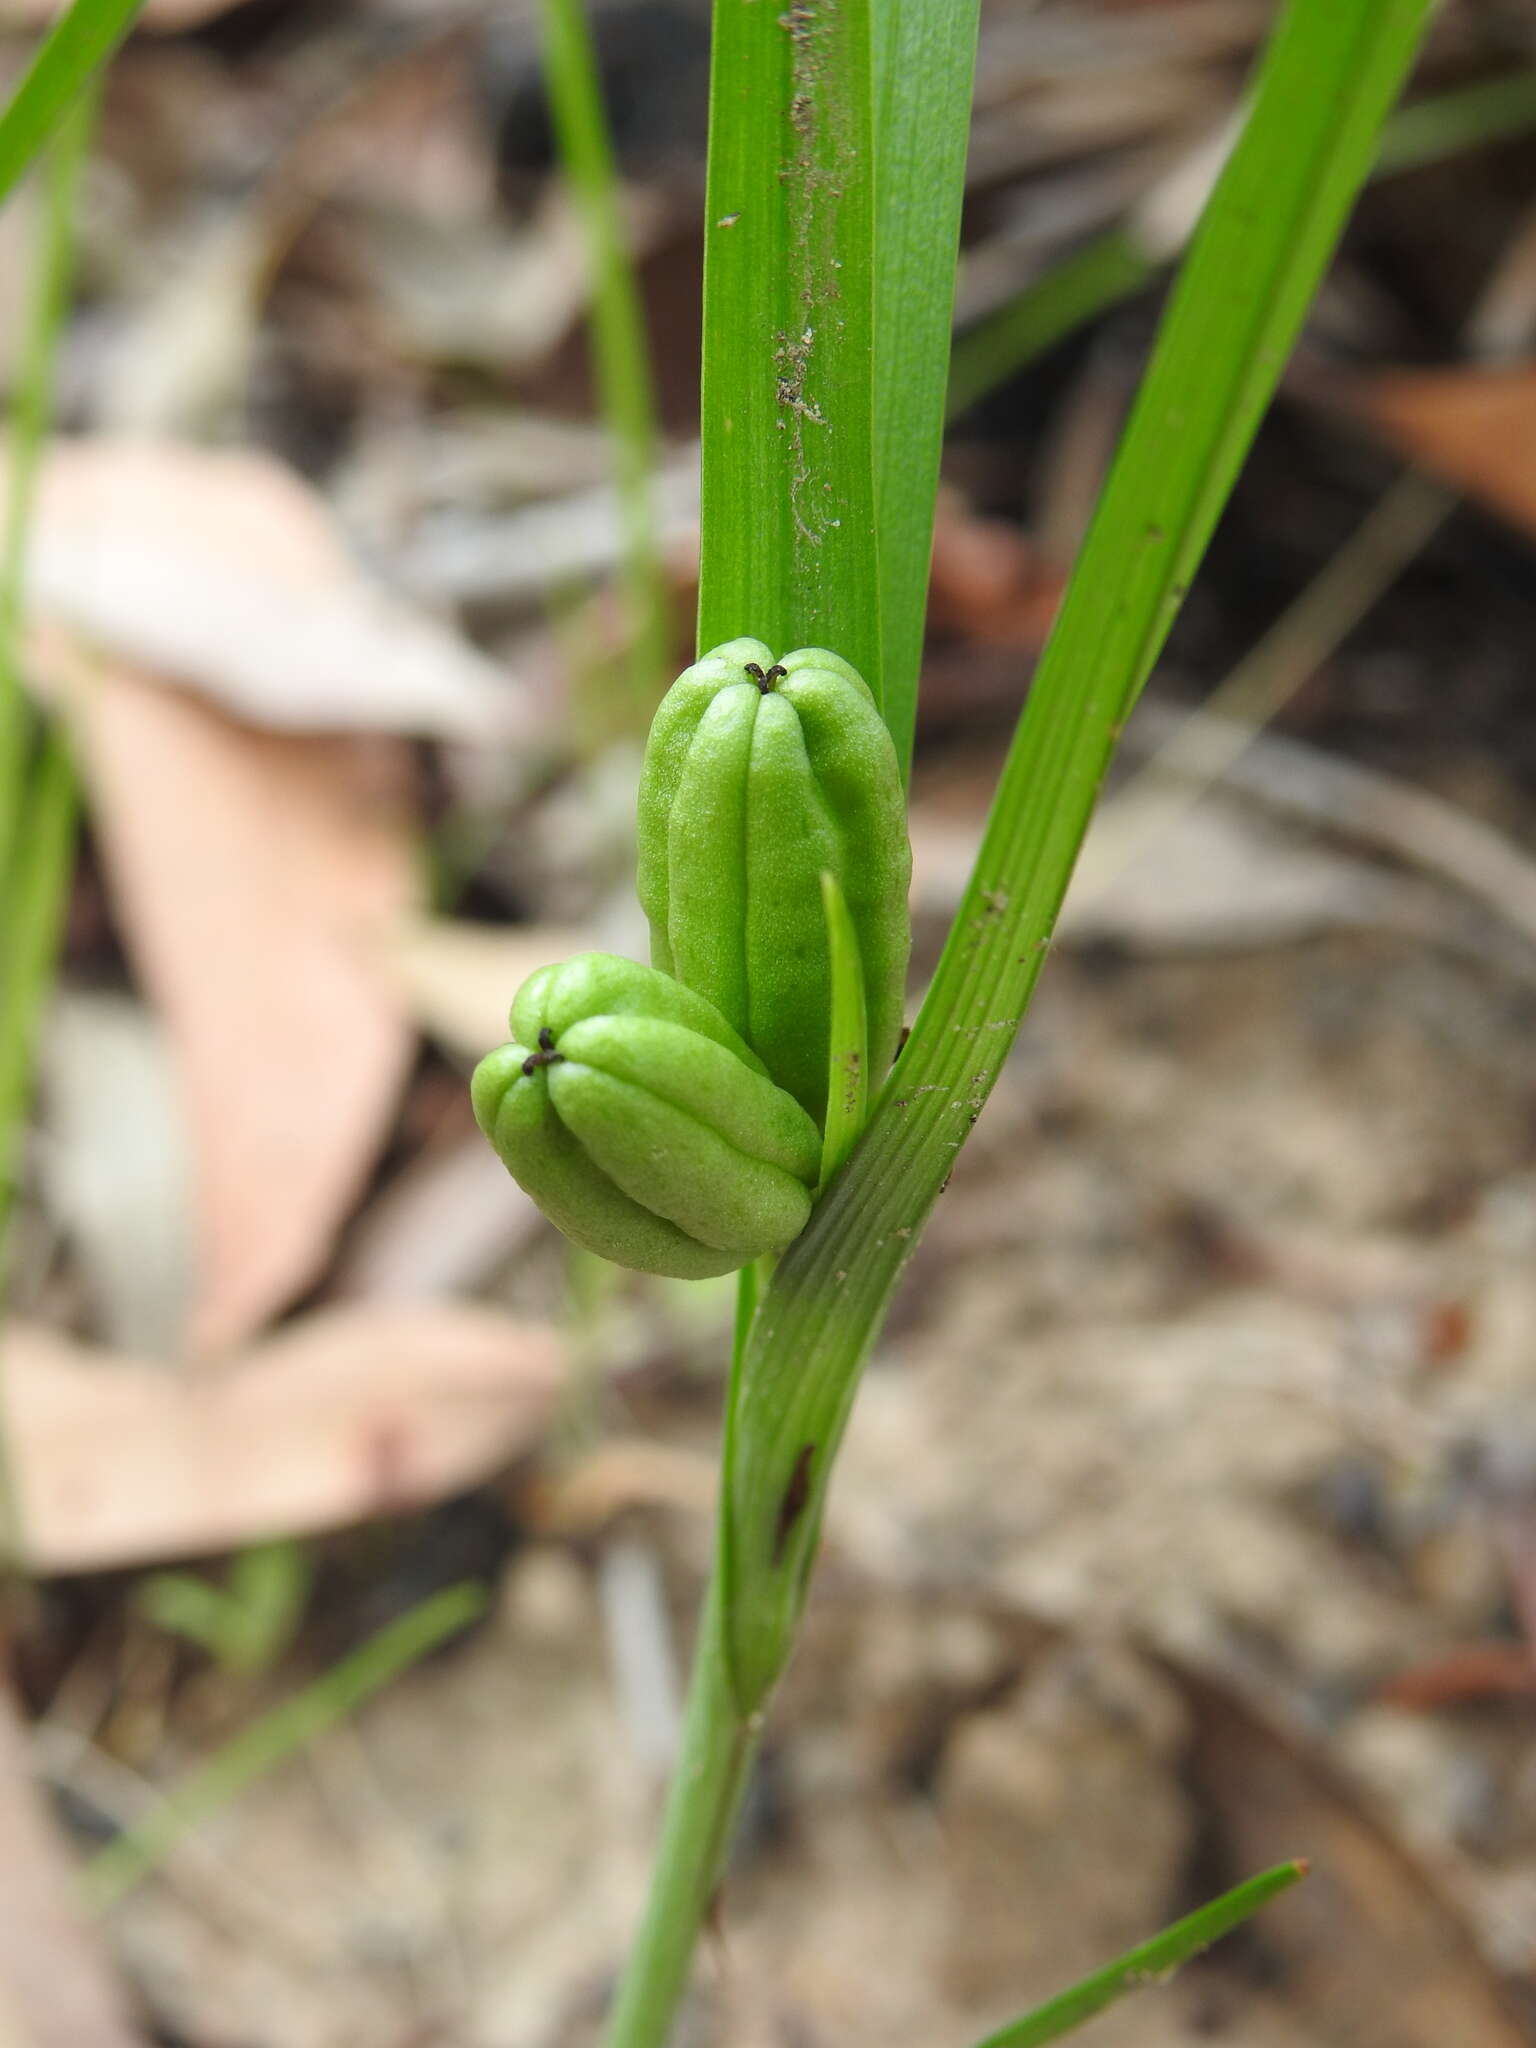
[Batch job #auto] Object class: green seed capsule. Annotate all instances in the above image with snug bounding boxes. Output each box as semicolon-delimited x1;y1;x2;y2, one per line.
471;953;822;1279
637;638;911;1125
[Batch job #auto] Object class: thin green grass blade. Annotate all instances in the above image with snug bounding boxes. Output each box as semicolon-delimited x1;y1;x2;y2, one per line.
721;0;1435;1712
0;726;74;1564
540;0;668;703
971;1862;1308;2048
817;868;867;1186
0;91;96;1576
0;82;95;893
0;754;66;1164
947;64;1536;420
82;1582;487;1912
947;228;1152;421
871;0;979;775
696;0;878;692
0;0;140;213
1374;65;1536;176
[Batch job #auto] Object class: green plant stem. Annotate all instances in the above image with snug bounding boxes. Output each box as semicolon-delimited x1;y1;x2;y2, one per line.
598;1573;759;2048
721;0;1435;1718
540;0;668;703
970;1862;1308;2048
603;6;1431;2041
82;1581;486;1912
600;1256;766;2048
0;0;138;213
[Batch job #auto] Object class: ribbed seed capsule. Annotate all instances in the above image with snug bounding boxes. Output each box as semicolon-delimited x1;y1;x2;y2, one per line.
471;953;822;1279
637;638;911;1125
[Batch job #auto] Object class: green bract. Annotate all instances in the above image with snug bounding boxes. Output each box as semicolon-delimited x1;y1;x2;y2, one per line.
637;639;911;1125
471;953;822;1279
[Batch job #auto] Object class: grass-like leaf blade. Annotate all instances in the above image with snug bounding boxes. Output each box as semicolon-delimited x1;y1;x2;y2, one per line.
971;1862;1308;2048
83;1582;486;1911
0;0;141;212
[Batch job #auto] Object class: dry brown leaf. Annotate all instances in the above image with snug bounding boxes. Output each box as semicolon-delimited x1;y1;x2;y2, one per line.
0;1685;148;2048
2;1303;562;1573
329;1132;542;1302
1352;366;1536;544
57;646;419;1355
17;438;530;742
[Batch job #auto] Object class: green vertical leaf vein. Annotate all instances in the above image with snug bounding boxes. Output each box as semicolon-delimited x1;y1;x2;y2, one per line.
721;0;1435;1710
697;0;878;692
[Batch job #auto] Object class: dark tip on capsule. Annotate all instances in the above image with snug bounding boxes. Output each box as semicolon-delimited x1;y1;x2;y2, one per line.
521;1026;565;1076
743;661;788;692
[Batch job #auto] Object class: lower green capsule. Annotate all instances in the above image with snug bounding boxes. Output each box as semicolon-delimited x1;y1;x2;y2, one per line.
471;954;822;1278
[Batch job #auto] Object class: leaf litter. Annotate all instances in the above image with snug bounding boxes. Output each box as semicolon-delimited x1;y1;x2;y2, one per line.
6;4;1536;2045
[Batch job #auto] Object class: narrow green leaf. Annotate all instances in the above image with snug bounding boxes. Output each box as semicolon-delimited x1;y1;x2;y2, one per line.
721;0;1435;1713
0;92;97;1575
0;714;77;1282
1374;65;1536;177
817;868;867;1186
0;83;95;898
947;228;1152;421
83;1582;487;1912
871;0;979;775
971;1862;1308;2048
697;0;878;691
0;0;140;213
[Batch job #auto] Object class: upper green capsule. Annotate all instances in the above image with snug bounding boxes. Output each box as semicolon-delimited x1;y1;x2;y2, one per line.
471;953;821;1279
636;639;911;1125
